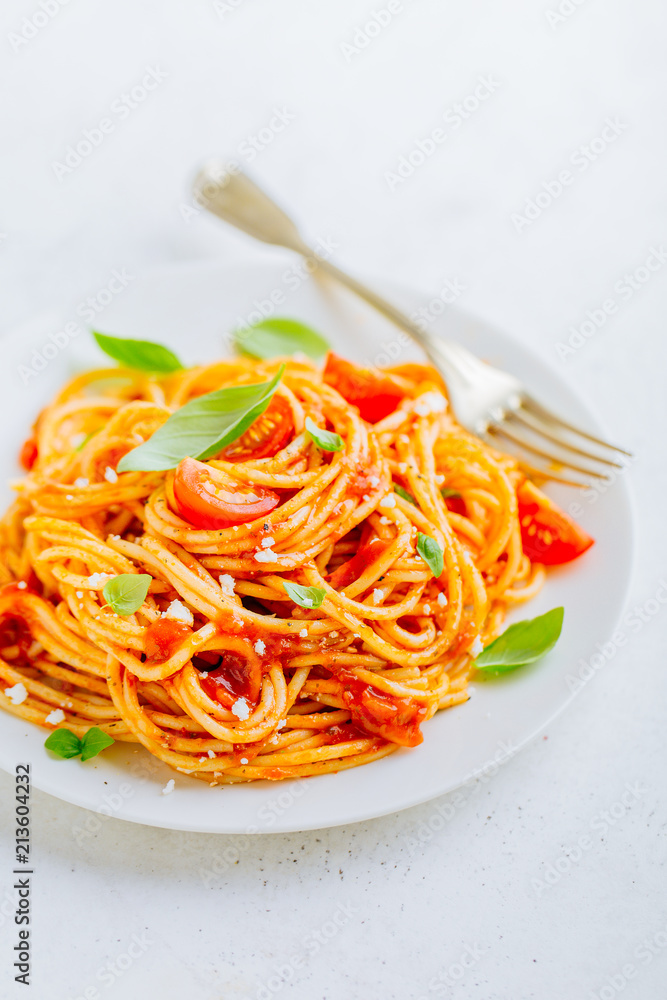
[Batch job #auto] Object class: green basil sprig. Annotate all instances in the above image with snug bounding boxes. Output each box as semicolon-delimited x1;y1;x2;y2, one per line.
416;533;444;578
102;574;152;616
394;485;416;505
283;581;326;609
235;318;329;361
441;487;462;500
117;366;284;472
45;726;114;761
93;331;183;373
305;417;343;453
474;607;564;674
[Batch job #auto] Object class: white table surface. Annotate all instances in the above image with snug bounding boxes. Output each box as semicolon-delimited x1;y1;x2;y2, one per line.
1;2;666;998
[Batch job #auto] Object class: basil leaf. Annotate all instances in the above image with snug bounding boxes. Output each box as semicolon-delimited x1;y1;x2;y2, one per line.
305;417;343;453
394;485;416;505
93;331;183;373
283;581;326;609
117;366;284;472
235;318;329;361
441;487;461;500
416;533;444;577
103;574;152;616
45;729;82;759
475;607;564;674
80;726;115;761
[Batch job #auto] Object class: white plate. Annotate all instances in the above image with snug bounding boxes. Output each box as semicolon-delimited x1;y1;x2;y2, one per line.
0;260;633;833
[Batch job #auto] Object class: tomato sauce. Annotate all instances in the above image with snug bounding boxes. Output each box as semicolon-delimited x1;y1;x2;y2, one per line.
328;536;390;590
326;721;371;745
144;619;193;663
198;652;261;709
335;668;427;747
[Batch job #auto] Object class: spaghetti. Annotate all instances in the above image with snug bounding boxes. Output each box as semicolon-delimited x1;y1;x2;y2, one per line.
0;353;549;783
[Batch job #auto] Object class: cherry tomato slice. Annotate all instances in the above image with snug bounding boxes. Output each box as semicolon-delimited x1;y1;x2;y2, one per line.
518;480;594;565
323;353;405;423
220;396;293;462
172;457;279;529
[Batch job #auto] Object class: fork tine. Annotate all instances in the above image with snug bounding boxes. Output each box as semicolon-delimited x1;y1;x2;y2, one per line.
489;423;612;480
521;395;632;458
509;407;625;470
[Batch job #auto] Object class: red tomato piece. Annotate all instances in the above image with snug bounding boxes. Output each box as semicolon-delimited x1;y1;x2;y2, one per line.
337;668;427;747
172;457;279;529
19;438;38;471
323;353;405;423
220;396;293;462
518;480;594;565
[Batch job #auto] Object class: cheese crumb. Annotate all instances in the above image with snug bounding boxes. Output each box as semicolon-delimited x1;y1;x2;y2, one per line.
435;474;445;485
369;475;380;487
254;549;275;562
74;477;89;488
415;391;447;416
398;462;408;474
219;574;235;595
261;537;275;548
254;639;266;655
207;749;216;759
299;628;307;638
372;589;383;602
5;683;28;705
87;572;112;589
362;494;370;502
198;756;207;763
470;636;484;657
423;604;431;614
240;757;249;765
379;494;396;509
17;581;27;590
45;708;65;725
163;600;194;626
231;697;250;721
437;592;448;607
65;494;74;500
104;466;118;483
232;525;239;531
379;516;390;525
161;779;175;795
76;591;83;599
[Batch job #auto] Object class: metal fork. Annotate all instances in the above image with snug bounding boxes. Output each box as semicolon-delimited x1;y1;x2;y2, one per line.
192;163;630;487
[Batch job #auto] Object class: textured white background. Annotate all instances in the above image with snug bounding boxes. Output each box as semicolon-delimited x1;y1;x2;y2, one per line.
0;1;666;998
